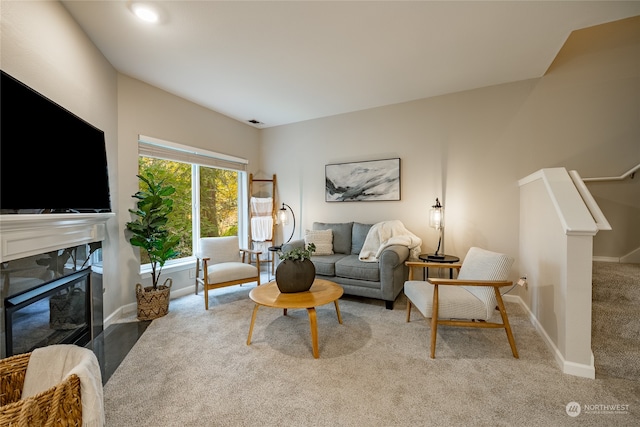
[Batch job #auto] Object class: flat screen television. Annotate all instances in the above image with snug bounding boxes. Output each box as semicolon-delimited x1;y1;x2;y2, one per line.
1;70;111;214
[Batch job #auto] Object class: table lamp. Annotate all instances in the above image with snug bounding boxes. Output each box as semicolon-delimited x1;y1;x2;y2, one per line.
427;198;445;260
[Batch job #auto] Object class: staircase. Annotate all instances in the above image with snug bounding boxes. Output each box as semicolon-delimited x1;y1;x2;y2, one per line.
581;162;640;263
591;261;640;380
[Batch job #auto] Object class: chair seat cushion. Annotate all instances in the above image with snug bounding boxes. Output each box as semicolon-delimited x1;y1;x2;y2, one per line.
207;262;257;284
404;280;489;320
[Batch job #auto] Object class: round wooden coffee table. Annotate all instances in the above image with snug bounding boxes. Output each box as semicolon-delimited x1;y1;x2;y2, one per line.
246;279;343;358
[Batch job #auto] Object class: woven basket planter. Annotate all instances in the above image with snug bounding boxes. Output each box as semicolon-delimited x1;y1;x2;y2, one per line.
136;278;172;321
0;352;82;426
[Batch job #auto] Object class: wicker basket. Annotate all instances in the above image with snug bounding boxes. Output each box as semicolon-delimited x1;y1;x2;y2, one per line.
0;352;82;426
136;278;172;321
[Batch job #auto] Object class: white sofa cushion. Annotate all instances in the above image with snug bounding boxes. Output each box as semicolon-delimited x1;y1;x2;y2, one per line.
305;229;334;255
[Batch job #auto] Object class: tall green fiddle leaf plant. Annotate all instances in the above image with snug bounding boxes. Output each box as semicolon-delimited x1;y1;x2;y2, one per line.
126;173;180;289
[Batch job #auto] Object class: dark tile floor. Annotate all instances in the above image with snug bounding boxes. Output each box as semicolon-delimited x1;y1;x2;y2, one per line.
91;321;150;385
91;269;272;385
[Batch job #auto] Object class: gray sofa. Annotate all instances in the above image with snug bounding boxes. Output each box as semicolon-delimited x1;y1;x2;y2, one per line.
281;222;409;309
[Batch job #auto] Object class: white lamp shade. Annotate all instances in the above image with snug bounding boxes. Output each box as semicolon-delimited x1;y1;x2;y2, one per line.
429;207;443;229
279;209;289;225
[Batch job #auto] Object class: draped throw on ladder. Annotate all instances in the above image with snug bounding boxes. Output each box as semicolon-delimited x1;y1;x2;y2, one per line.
250;197;273;242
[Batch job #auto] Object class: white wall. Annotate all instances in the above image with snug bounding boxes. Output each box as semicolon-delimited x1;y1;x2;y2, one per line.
115;75;261;318
553;16;640;261
519;168;597;378
1;0;120;317
261;16;640;273
2;3;638;327
1;2;262;322
261;80;535;263
589;178;640;261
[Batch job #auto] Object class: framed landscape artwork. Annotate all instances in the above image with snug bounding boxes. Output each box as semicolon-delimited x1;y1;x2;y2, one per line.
325;158;401;202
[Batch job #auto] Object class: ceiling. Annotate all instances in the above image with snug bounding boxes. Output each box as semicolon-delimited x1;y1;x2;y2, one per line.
61;1;640;128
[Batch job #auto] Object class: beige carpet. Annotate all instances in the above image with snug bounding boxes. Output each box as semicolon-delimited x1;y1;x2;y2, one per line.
104;285;639;426
592;262;640;381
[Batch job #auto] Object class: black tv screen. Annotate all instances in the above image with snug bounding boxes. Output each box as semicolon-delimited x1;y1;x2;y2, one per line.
1;70;111;214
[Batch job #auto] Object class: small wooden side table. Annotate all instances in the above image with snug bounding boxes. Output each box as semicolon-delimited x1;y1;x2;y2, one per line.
247;279;343;358
416;254;460;279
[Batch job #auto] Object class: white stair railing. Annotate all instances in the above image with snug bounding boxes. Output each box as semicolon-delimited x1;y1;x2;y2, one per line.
582;163;640;182
569;170;612;231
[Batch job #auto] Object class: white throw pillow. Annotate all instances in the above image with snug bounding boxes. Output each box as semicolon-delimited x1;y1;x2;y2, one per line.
305;229;333;255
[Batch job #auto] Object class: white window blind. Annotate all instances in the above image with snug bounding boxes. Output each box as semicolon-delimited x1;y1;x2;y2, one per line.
138;135;248;172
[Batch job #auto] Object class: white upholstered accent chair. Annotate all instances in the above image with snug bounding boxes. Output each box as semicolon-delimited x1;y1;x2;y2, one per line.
404;247;518;358
195;236;261;310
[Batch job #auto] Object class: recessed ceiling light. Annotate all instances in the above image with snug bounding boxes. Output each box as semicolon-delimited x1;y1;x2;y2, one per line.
131;3;159;23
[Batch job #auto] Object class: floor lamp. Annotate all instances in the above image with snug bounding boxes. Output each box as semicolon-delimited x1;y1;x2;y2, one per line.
279;203;296;244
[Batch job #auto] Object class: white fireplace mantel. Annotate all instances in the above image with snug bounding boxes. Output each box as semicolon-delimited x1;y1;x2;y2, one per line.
0;213;115;262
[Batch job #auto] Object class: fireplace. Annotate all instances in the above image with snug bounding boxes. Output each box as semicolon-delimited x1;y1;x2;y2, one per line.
2;249;100;357
0;213;113;358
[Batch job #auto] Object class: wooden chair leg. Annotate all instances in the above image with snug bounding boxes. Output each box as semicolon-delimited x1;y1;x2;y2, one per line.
256;257;261;286
195;259;200;295
204;284;209;310
406;299;412;322
494;288;519;358
430;284;439;359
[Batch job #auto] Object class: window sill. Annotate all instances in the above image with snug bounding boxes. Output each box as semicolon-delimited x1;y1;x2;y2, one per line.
139;257;196;278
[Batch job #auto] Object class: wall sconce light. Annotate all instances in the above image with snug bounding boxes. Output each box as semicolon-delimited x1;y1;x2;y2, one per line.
279;203;296;243
427;198;445;260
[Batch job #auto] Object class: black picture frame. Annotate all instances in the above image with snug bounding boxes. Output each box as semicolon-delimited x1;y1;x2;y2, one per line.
325;158;401;202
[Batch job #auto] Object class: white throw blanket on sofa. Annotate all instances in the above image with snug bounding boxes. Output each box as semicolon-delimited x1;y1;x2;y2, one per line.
359;220;422;262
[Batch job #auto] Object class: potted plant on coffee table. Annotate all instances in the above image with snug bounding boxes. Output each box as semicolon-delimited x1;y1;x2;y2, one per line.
276;243;316;293
126;173;180;320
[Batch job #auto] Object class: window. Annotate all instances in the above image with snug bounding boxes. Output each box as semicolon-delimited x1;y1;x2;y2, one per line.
137;157;193;262
137;136;248;266
199;166;240;238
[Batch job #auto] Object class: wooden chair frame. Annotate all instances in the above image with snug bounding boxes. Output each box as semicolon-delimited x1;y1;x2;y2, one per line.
405;261;519;359
196;248;261;310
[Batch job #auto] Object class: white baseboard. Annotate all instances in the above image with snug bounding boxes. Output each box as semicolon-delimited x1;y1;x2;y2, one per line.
103;309;122;330
563;354;596;379
592;256;620;262
593;247;640;263
503;294;595;379
501;294;521;304
103;284;194;330
621;246;640;263
103;304;137;330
